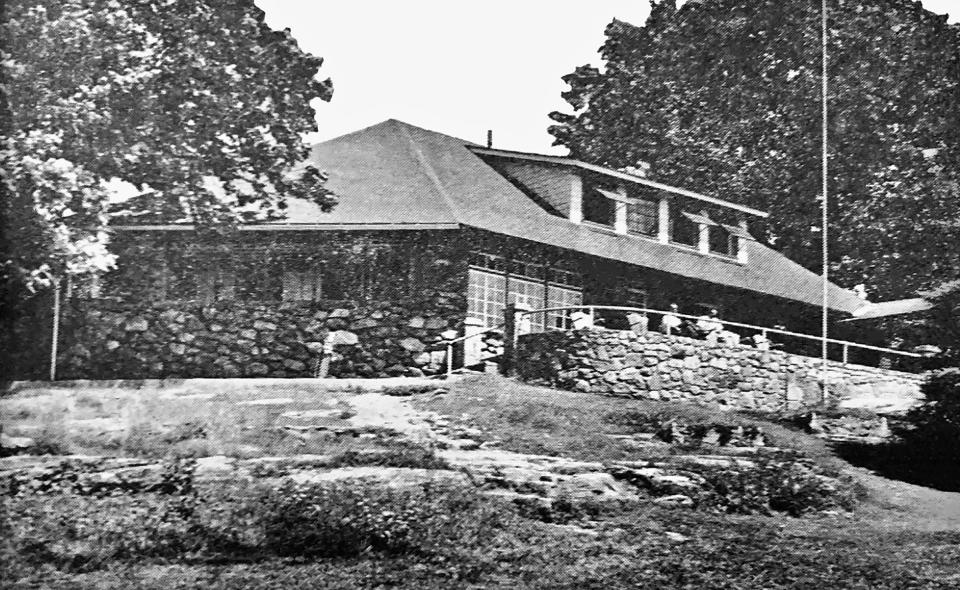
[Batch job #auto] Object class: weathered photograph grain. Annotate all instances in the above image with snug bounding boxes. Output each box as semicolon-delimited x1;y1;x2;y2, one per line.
2;1;959;588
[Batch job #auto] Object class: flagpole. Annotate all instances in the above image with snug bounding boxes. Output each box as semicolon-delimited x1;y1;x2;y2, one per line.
821;0;830;398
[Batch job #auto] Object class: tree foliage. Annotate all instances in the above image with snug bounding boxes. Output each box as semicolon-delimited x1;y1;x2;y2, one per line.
549;0;960;300
0;0;334;291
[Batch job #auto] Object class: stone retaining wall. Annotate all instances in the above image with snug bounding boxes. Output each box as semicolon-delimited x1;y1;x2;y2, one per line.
517;329;924;414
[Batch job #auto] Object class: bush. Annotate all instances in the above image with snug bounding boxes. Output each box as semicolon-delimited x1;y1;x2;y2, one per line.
696;460;860;516
258;480;504;558
873;369;960;490
904;369;960;455
2;476;511;576
325;446;450;470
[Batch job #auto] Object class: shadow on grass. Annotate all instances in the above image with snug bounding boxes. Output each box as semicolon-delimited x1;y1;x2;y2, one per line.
833;440;960;493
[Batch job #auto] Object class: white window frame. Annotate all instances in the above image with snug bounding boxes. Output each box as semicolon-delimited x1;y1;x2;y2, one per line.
468;262;583;331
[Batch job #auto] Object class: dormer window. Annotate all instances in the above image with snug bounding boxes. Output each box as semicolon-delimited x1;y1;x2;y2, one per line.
628;197;659;237
669;205;698;246
581;176;616;226
709;224;738;257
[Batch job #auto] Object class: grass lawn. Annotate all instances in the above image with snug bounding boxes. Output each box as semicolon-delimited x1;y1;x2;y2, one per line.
3;375;960;589
421;375;843;468
6;502;960;589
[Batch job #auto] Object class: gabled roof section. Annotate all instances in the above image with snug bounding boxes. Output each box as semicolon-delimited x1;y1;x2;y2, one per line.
470;146;770;218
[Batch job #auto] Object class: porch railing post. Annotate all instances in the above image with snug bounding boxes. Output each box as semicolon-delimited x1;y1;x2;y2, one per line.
446;342;453;378
502;303;517;376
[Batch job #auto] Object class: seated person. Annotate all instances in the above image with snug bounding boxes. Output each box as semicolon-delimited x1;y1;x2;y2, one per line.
660;304;682;335
751;332;770;351
720;330;741;346
625;311;649;334
570;309;594;330
697;308;724;335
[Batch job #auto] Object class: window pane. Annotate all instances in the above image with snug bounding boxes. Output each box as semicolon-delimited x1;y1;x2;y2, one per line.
629;199;658;236
670;207;697;246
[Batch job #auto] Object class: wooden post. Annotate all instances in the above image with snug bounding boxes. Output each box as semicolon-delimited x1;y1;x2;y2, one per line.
842;344;849;366
697;210;710;254
49;279;61;382
446;342;454;378
569;175;583;223
657;198;670;243
737;218;750;264
502;303;516;376
614;185;629;234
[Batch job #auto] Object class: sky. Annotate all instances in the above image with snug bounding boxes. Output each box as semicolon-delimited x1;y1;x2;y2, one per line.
256;0;958;155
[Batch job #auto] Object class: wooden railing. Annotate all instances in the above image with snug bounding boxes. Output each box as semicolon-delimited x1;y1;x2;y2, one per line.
442;304;923;378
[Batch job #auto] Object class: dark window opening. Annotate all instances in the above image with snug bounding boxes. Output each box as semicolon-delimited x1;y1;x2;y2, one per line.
239;263;283;301
670;207;697;246
709;226;734;256
582;179;616;226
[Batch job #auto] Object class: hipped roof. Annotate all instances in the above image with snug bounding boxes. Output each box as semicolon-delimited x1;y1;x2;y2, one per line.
297;119;864;314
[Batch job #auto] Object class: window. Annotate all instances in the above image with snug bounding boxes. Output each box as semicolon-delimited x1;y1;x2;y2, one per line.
628;198;658;237
623;286;648;308
197;266;236;303
467;253;583;331
670;206;698;246
238;264;282;301
468;269;507;328
582;181;616;226
709;225;738;257
546;286;583;330
282;268;323;301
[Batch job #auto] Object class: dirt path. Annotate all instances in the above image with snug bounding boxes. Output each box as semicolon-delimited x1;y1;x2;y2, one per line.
846;466;960;531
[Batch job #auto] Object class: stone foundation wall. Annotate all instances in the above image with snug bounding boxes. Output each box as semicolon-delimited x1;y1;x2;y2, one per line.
517;329;924;414
45;230;471;380
59;293;465;379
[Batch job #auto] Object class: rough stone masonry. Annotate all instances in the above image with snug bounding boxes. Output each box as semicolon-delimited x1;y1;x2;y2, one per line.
517;329;923;413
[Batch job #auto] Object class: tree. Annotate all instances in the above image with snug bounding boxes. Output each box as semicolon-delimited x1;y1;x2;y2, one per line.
0;0;334;293
549;0;960;301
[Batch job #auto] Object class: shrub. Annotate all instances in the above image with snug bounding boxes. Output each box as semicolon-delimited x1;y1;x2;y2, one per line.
381;385;448;397
696;460;860;516
873;369;960;490
325;446;450;470
258;480;504;558
4;492;201;572
2;476;511;575
904;369;960;455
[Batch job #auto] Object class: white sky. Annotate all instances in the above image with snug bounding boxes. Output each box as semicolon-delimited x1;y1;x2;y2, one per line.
256;0;958;155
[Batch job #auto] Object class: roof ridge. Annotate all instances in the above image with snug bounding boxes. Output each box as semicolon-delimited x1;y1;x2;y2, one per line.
395;120;463;224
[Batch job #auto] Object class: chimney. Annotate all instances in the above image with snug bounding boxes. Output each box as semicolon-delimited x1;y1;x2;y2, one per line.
486;129;493;148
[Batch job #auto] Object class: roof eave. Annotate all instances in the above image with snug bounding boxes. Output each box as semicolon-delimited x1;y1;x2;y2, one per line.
108;222;461;232
469;146;769;219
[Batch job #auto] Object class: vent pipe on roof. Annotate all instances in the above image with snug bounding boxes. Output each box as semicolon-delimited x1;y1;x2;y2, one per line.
486;130;493;148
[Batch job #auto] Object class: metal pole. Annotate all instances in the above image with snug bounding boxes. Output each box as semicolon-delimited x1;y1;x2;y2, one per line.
820;0;830;396
49;279;61;381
